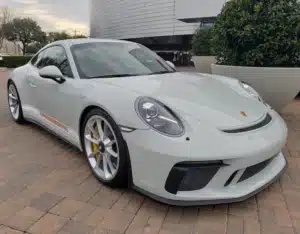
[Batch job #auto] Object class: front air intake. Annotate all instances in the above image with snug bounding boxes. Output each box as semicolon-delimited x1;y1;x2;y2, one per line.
237;156;274;183
165;161;227;194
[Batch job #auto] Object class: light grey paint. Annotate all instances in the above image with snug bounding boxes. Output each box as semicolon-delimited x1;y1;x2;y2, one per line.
90;0;200;39
192;56;217;74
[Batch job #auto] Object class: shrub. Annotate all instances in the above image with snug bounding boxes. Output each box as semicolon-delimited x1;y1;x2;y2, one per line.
192;28;214;56
212;0;300;67
0;56;32;68
26;42;46;54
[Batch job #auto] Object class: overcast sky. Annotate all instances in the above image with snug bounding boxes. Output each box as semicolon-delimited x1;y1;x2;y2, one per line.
1;0;89;35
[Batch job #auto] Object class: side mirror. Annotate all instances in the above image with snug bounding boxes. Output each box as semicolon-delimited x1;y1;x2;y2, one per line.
39;65;66;84
166;61;176;70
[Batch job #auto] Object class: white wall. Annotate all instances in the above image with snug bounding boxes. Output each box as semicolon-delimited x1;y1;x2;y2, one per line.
90;0;200;39
175;0;226;21
0;39;22;55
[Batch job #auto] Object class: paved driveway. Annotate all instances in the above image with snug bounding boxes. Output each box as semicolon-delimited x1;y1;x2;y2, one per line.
0;69;300;234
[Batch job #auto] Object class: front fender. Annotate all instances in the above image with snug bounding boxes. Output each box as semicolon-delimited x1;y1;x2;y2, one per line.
82;84;149;130
8;66;30;103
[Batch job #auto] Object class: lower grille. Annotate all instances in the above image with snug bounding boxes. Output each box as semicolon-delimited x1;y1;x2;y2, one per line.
238;157;274;183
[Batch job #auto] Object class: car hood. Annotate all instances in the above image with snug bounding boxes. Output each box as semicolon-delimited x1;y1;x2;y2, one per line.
92;72;268;129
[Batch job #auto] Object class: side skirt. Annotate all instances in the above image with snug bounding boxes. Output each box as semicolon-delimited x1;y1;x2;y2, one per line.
25;117;83;152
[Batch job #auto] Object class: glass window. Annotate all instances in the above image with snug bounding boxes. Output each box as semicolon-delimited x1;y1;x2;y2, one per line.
200;22;215;29
31;50;45;67
36;46;73;78
71;42;176;79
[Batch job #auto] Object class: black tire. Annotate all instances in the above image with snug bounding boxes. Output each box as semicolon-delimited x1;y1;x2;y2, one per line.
7;81;26;124
81;108;129;188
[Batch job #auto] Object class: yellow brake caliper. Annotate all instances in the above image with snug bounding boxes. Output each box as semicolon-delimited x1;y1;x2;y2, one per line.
91;125;100;160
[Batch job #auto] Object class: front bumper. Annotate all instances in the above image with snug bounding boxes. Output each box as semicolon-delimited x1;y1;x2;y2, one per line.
133;152;286;206
122;110;288;206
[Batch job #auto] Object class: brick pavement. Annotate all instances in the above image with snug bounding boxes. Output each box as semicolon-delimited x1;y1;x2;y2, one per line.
0;68;300;234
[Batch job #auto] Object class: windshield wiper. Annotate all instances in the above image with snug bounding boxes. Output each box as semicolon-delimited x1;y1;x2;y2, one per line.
147;71;176;75
87;71;175;79
88;74;140;78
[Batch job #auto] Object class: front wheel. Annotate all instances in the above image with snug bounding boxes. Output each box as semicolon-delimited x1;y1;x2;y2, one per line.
81;108;129;188
7;82;25;123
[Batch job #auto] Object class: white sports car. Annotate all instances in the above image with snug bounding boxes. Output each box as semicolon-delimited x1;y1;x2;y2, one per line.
7;39;287;205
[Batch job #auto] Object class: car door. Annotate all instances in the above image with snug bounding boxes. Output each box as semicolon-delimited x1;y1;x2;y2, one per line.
33;45;82;146
22;50;46;119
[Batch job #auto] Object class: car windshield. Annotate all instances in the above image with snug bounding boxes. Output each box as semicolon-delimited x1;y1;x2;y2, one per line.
71;42;176;79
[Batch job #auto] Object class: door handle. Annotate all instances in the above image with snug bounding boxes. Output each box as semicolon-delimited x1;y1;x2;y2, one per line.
29;82;37;88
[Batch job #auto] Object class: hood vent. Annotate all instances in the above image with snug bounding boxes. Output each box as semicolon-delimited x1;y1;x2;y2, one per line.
222;113;272;134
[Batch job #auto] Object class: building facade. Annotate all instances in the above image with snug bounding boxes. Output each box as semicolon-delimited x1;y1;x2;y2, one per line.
90;0;225;63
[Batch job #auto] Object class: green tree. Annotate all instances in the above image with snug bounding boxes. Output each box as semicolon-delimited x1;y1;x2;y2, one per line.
72;34;87;39
192;28;214;56
212;0;300;67
47;31;71;43
2;17;46;55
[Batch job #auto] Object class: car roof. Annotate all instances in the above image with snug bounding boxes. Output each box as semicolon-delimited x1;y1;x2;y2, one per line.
47;38;135;48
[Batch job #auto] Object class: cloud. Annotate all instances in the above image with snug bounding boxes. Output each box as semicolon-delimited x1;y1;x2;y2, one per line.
12;0;38;4
20;7;88;34
3;0;89;35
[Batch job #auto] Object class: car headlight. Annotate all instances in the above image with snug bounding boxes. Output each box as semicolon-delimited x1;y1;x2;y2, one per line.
135;97;184;136
239;81;263;102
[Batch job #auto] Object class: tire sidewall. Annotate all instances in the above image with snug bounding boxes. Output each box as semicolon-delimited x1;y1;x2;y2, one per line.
81;108;129;188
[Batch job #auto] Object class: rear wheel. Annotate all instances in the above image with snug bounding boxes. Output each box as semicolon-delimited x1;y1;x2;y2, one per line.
7;82;25;123
81;108;129;187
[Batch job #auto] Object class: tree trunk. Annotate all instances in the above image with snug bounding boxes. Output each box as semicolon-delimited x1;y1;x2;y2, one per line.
22;42;26;55
0;37;4;51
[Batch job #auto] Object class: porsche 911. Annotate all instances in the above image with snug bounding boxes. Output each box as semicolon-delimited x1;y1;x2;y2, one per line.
7;39;287;205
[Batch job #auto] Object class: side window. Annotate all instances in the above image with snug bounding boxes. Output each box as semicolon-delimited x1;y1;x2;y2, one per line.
30;54;38;65
36;46;74;78
31;50;45;67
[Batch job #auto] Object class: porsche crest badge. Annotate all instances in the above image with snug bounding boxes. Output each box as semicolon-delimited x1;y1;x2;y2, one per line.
240;111;248;117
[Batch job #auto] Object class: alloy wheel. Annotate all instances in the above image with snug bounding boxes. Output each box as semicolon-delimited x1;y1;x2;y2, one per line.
8;84;20;120
84;115;120;181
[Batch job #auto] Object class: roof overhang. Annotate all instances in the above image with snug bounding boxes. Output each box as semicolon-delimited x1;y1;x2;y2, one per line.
177;16;217;23
175;0;225;23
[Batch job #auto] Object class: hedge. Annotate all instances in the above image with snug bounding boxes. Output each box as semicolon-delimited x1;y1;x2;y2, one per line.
212;0;300;67
192;28;214;56
0;56;33;68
